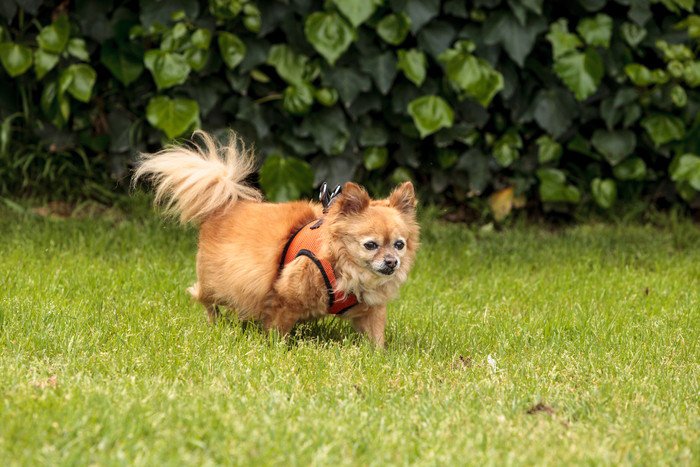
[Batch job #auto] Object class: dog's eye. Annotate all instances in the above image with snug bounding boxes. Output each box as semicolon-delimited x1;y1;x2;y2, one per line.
394;240;405;250
363;241;379;250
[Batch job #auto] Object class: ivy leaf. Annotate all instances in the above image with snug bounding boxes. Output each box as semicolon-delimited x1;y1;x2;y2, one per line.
536;135;562;163
334;0;381;27
657;0;694;14
40;80;71;127
0;42;33;77
144;50;190;90
672;85;689;108
577;14;613;48
209;0;242;20
439;40;504;107
621;22;647;47
283;82;314;115
532;88;578;138
670;153;700;190
613;157;647;180
101;41;144;86
314;87;339;107
218;32;246;69
520;0;543;14
313;155;360;187
359;126;388;147
624;63;668;86
363;146;389;170
624;64;652;85
376;13;411;46
146;95;200;139
301;107;350;155
591;178;617;209
483;10;547;67
438;149;458;168
404;0;440;33
537;168;581;203
34;49;59;80
390;167;413;185
493;131;522;167
397;49;426;86
580;0;607;12
546;19;582;60
553;47;603;101
259;154;314;201
641;114;685;147
191;28;212;49
361;52;397;95
185;48;210;72
443;0;470;19
407;95;454;138
60;64;97;103
67;38;90;61
242;11;258;33
591;129;636;165
682;61;700;87
305;12;355;65
37;14;70;54
488;186;515;222
600;88;638;129
323;67;371;106
676;14;700;39
162;24;190;52
267;44;308;85
417;20;456;58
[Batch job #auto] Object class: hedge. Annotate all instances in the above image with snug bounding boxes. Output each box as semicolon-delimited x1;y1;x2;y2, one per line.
1;0;700;215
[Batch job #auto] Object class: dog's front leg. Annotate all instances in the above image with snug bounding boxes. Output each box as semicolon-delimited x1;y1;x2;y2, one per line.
262;306;298;336
264;257;326;336
351;305;387;347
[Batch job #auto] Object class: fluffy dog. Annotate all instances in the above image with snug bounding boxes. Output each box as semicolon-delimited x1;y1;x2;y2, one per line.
134;131;419;346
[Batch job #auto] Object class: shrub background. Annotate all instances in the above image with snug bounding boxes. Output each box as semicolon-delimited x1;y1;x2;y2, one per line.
1;0;699;212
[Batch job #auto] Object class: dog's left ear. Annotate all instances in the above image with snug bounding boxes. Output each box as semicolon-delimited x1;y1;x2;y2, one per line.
389;181;417;215
336;182;370;215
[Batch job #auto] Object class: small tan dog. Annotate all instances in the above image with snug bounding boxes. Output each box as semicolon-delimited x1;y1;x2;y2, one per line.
134;131;419;346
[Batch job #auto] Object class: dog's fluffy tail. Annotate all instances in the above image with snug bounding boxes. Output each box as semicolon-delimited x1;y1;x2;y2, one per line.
133;130;262;223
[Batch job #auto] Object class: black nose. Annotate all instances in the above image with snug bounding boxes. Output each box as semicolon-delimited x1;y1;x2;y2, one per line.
384;257;398;269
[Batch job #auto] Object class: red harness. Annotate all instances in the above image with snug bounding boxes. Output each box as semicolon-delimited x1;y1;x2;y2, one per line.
279;219;358;315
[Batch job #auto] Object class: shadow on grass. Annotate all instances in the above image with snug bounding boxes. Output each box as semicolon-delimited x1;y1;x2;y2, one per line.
216;307;358;348
288;318;356;346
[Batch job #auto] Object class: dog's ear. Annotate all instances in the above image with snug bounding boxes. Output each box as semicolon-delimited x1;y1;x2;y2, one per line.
389;181;417;215
336;182;370;215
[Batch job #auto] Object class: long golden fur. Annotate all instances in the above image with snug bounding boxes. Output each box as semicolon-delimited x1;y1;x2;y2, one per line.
134;131;419;346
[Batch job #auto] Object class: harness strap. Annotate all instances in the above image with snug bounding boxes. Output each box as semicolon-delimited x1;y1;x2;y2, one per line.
280;221;358;315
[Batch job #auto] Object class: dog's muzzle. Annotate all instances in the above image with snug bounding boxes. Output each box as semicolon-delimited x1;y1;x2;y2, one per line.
377;256;398;275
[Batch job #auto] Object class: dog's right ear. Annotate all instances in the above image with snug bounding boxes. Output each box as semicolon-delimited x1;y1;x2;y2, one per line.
389;181;417;215
335;182;370;215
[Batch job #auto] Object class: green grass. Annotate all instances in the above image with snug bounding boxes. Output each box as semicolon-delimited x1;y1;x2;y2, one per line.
1;208;699;465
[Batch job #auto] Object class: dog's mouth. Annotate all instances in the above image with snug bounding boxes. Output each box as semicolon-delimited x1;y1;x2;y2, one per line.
376;266;396;276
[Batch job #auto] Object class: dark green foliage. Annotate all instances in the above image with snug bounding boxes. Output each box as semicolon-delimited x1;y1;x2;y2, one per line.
1;0;700;211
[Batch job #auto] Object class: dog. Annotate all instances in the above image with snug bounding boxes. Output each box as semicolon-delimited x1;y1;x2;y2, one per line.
134;131;419;346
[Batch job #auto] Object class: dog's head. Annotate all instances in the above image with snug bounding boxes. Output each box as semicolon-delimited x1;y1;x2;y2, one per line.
326;182;419;300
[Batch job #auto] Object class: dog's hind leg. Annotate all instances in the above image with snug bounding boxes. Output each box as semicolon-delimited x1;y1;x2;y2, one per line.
187;282;220;323
203;303;220;324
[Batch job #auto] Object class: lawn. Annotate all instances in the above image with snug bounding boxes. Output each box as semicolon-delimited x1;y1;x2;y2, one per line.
1;206;698;465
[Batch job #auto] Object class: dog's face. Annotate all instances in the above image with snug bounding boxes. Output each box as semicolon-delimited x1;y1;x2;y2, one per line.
327;182;419;295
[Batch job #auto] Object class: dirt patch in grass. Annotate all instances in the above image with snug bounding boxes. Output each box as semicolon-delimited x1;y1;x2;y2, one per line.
451;355;473;370
527;402;555;415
